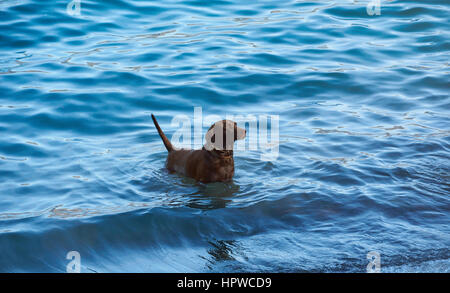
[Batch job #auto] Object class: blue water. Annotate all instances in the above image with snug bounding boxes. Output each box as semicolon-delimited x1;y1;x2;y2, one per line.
0;0;449;273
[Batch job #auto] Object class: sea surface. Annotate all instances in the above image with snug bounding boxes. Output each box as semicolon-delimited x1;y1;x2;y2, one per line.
0;0;449;272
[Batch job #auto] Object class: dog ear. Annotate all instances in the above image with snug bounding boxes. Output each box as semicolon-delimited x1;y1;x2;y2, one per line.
208;124;215;143
204;124;216;150
205;120;236;150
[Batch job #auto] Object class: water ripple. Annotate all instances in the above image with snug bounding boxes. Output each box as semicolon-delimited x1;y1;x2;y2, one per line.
0;0;449;272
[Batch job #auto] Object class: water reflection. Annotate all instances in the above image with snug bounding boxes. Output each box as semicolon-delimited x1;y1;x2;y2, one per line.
187;181;240;210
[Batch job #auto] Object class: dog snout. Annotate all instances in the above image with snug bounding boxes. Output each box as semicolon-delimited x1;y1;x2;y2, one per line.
237;126;246;140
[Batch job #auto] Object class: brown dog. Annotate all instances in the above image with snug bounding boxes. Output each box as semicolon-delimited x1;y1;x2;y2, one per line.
151;114;246;183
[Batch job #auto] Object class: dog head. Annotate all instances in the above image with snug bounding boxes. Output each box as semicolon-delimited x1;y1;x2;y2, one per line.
204;120;246;151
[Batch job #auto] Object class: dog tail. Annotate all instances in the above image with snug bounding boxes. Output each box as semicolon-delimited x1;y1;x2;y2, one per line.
151;114;173;152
